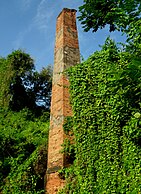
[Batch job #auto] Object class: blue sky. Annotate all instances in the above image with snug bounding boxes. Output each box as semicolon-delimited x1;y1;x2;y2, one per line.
0;0;126;71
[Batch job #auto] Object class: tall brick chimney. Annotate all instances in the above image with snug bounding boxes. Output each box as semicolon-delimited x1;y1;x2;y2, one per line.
46;8;80;194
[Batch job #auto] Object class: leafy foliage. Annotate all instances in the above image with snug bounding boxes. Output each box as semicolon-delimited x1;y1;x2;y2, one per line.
0;50;51;193
31;66;52;109
0;50;52;112
0;108;49;193
7;50;35;111
60;38;141;193
0;57;12;107
78;0;141;33
126;19;141;57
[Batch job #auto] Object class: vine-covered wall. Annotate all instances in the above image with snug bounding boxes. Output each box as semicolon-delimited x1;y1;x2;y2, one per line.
60;38;141;193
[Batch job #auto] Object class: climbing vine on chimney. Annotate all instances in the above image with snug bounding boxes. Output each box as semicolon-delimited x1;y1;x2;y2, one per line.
59;37;141;193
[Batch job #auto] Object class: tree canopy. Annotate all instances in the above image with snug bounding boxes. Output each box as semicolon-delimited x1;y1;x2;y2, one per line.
0;50;52;112
79;0;141;32
78;0;141;56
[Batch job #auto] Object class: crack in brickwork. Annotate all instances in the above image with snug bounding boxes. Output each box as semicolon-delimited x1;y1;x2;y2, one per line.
46;8;80;194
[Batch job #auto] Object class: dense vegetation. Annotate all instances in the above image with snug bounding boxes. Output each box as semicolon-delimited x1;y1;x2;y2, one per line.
60;39;141;193
0;50;52;193
59;1;141;193
0;108;49;193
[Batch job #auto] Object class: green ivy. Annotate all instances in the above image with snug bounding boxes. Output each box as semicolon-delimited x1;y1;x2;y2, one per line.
60;38;141;193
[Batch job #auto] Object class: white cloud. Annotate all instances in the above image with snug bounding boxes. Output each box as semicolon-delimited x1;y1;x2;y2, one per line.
12;0;54;49
34;0;54;32
21;0;33;11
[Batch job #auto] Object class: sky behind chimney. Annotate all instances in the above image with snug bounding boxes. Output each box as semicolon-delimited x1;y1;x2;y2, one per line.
0;0;126;71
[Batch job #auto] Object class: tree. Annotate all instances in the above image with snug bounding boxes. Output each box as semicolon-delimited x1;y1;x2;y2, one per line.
7;50;35;111
0;50;52;112
78;0;141;33
31;66;52;110
78;0;141;57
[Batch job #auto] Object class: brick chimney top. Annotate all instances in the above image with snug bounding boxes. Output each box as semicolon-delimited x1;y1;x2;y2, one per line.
57;8;77;18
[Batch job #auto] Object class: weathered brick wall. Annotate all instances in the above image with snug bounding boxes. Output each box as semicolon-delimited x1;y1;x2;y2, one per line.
46;8;80;194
